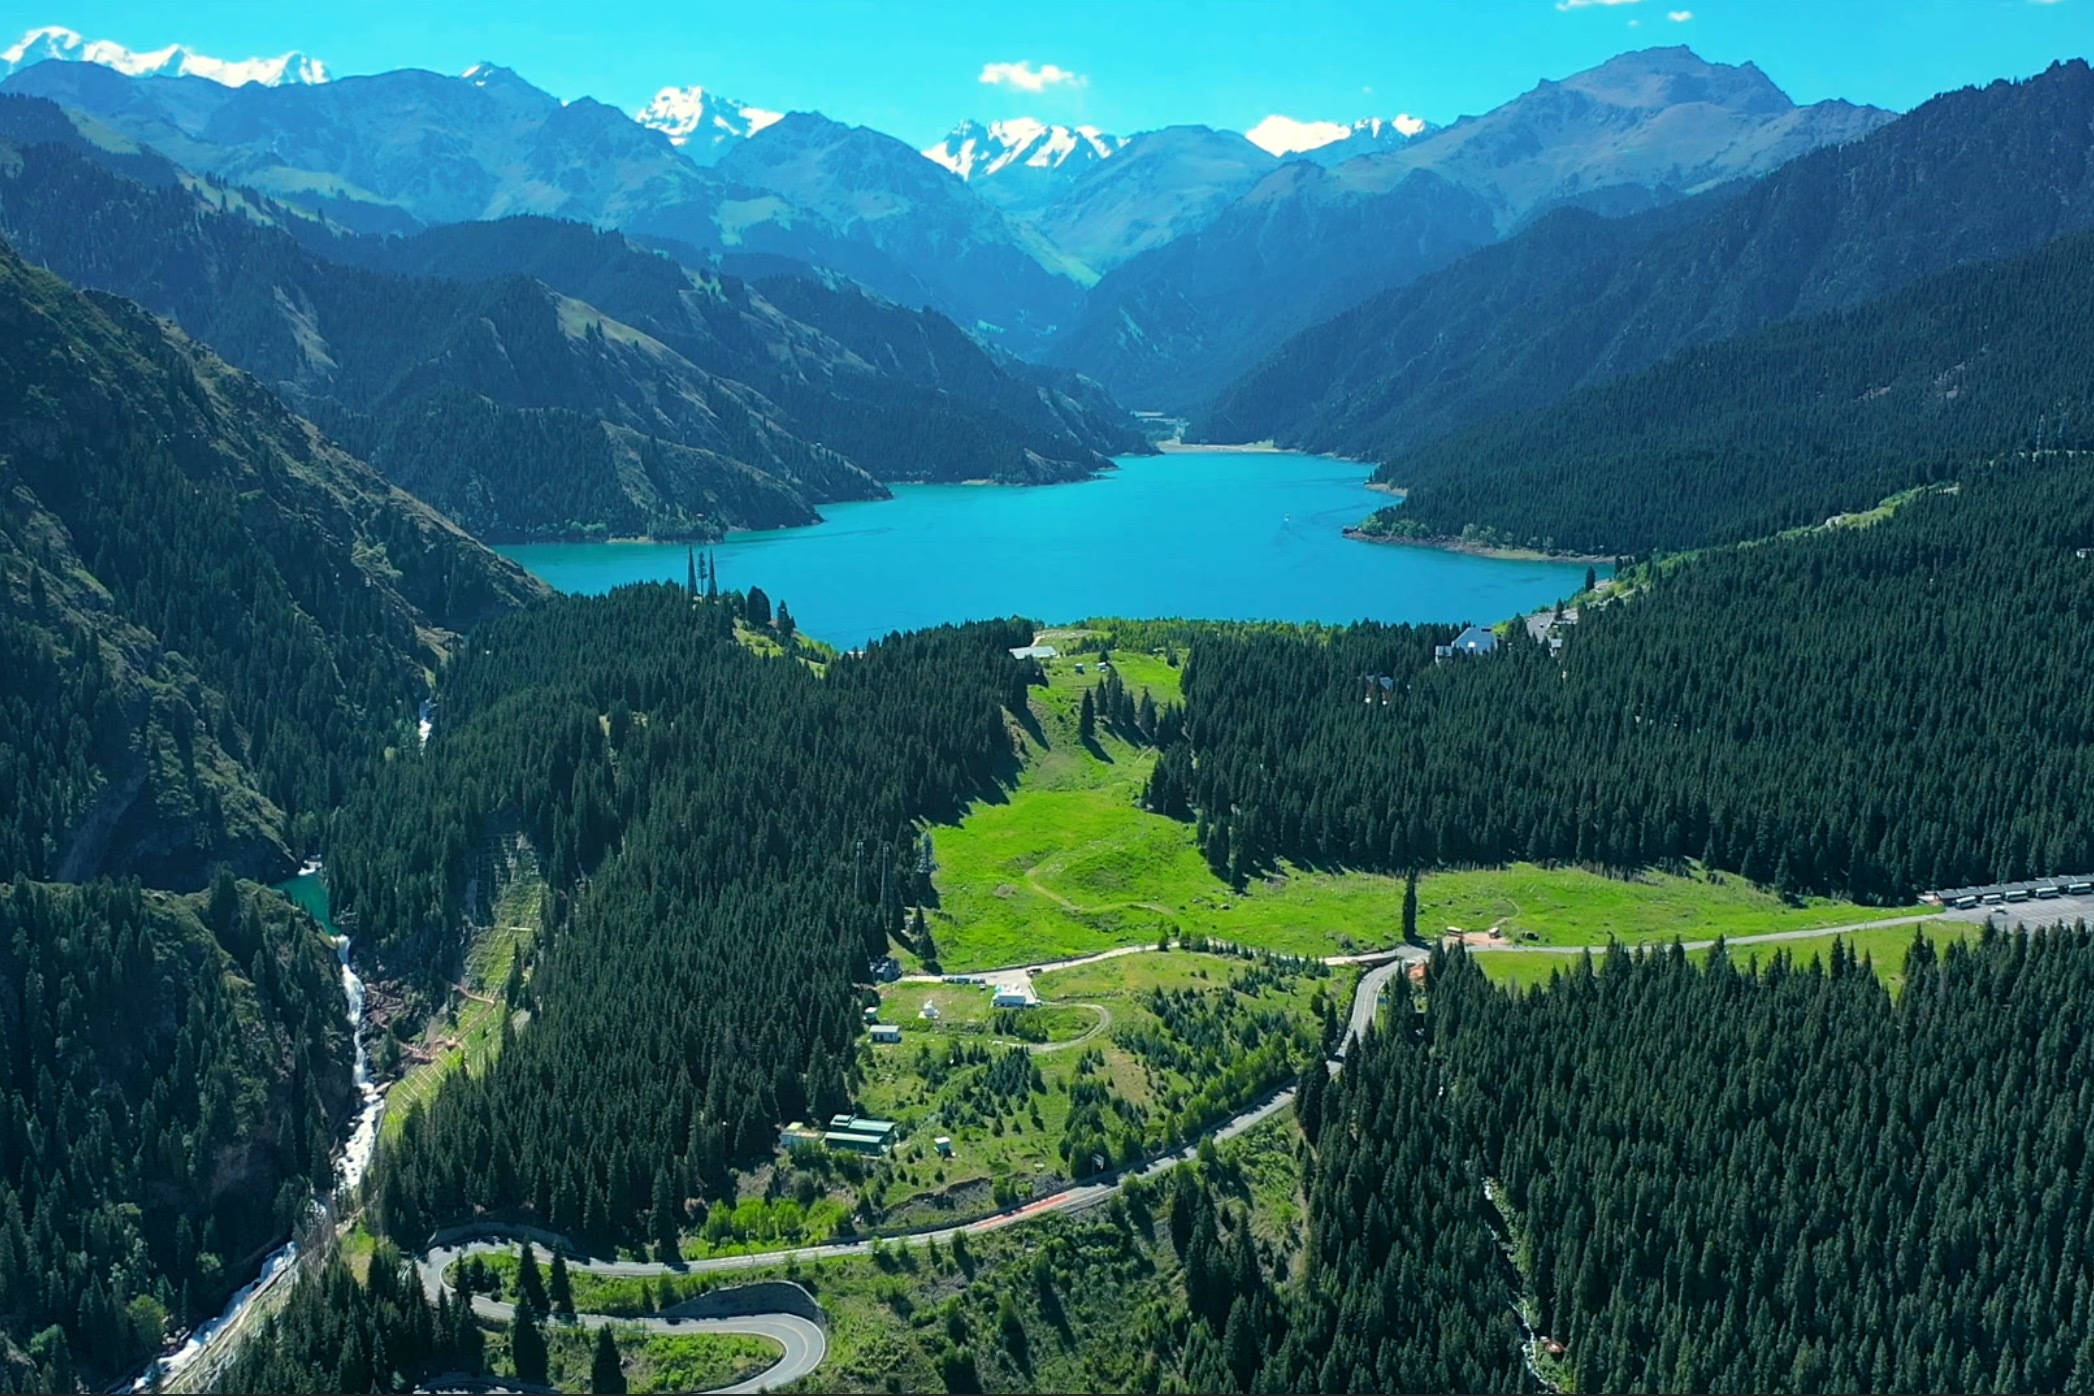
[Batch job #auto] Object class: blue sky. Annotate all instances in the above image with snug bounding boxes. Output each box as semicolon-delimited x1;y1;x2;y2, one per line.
11;0;2088;144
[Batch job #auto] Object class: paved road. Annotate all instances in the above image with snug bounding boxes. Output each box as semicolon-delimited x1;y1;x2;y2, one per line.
898;942;1154;993
415;1245;825;1393
1447;896;2094;957
414;944;1425;1389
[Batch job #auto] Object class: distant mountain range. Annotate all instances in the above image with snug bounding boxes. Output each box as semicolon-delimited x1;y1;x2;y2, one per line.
0;29;1897;384
1051;47;1893;410
16;21;2093;537
0;93;1140;542
635;84;785;162
1;24;326;86
1243;113;1432;160
1199;59;2094;470
924;119;1128;216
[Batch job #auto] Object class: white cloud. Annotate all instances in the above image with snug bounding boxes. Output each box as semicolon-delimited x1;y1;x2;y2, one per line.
978;60;1084;93
1555;0;1644;9
1668;8;1694;18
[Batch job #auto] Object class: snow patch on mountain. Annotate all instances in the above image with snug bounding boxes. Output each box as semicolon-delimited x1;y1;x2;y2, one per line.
634;85;784;165
1;25;328;86
925;118;1126;181
1245;113;1430;157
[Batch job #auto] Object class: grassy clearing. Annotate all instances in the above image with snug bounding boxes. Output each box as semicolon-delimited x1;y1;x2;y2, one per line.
928;643;1909;974
925;650;1422;970
1470;920;1982;995
381;857;540;1140
1421;862;1922;948
849;950;1331;1229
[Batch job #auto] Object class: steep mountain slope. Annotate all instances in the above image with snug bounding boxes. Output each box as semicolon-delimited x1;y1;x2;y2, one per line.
1052;163;1498;410
1032;125;1279;276
1202;59;2094;461
0;232;543;887
0;878;354;1388
716;111;1090;344
925;117;1127;219
323;216;1145;481
0;123;883;539
1362;226;2094;555
1058;47;1890;412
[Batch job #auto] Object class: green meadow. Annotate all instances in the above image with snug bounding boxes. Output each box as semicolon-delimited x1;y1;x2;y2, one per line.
920;634;1917;973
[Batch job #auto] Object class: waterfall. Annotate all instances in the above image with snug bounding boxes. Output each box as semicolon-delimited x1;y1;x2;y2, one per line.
141;865;384;1388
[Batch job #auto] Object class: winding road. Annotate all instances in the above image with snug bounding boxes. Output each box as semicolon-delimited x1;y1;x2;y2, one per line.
414;901;2060;1392
413;944;1423;1391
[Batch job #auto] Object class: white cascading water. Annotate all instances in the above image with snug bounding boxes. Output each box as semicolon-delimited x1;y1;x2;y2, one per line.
143;861;384;1389
333;933;385;1192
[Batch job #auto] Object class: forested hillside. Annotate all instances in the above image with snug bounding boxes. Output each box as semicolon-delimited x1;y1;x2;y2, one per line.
0;116;880;542
324;216;1146;484
0;878;352;1389
1159;453;2094;902
325;586;1029;1247
0;98;1143;542
0;236;540;887
1255;932;2094;1392
1358;228;2094;554
1199;60;2094;464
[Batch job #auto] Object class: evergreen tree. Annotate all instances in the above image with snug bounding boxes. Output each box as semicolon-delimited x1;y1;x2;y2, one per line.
592;1324;628;1393
745;585;772;628
510;1303;548;1384
547;1249;573;1314
687;547;699;599
1402;869;1420;944
1079;689;1098;742
516;1242;547;1312
651;1167;682;1263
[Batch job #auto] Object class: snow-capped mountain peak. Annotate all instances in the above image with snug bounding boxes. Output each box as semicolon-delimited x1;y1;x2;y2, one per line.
0;25;328;86
1244;112;1431;159
925;118;1126;182
634;85;786;164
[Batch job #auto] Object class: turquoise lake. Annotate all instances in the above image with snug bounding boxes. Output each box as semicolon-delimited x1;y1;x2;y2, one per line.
497;451;1591;650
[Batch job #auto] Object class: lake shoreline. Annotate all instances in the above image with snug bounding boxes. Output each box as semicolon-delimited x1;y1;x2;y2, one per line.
499;450;1594;650
1155;439;1296;455
1343;527;1615;566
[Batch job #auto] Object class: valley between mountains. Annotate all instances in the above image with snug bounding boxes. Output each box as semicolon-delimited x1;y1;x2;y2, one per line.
3;16;2094;1395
